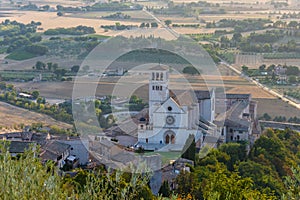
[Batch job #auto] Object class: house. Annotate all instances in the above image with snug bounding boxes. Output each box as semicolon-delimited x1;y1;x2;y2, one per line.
105;67;125;76
7;141;36;157
216;101;252;142
215;93;261;145
0;131;33;141
89;136;122;160
18;92;33;99
274;65;287;76
40;140;71;168
59;139;89;165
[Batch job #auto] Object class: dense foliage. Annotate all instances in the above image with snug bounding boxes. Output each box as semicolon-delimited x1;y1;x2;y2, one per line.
44;26;96;35
1;127;300;199
0;142;154;200
206;18;272;32
173;128;300;199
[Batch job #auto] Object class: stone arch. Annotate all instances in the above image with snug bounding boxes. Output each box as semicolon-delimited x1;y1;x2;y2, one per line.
164;130;175;144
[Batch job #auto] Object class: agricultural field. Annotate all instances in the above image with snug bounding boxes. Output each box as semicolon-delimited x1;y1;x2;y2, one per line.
1;56;81;71
235;54;300;69
0;0;298;122
0;70;54;81
254;98;300;119
0;101;72;133
11;68;298;120
67;11;153;22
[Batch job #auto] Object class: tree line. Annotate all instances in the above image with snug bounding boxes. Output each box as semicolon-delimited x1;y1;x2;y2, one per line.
44;26;96;36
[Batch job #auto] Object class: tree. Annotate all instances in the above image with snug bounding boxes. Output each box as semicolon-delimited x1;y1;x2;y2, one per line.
182;66;200;75
0;82;6;90
219;142;247;171
263;43;272;52
71;65;80;73
182;134;196;162
54;69;67;77
0;144;154;199
288;21;298;29
57;11;63;16
29;35;42;43
283;166;300;200
52;63;58;71
47;62;52;71
176;169;195;197
151;22;158;28
289;75;297;84
202;163;276;200
262;113;272;121
286;66;299;76
164;20;172;26
140;22;145;28
259;64;266;71
232;32;242;42
0;143;69;199
35;61;46;70
242;65;249;74
158;180;171;197
36;97;43;104
220;36;230;48
238;161;283;197
267;64;276;72
31;90;40;99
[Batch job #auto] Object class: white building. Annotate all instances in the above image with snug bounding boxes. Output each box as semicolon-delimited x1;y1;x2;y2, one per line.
137;65;217;151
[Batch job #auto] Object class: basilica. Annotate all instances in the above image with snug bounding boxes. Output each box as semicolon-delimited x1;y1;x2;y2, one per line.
137;65;217;151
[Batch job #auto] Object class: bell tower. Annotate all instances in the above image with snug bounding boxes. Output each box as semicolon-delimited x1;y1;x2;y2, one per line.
149;65;169;123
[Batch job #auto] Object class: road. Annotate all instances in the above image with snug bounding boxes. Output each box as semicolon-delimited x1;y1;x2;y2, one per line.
142;7;179;39
219;60;300;110
142;8;300;111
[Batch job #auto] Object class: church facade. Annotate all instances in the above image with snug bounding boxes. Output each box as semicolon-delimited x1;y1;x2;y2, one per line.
137;65;216;151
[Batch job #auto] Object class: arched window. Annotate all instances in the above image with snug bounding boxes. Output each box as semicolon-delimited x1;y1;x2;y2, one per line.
160;72;163;80
152;72;155;80
165;135;170;144
146;138;148;143
165;130;175;144
171;134;175;144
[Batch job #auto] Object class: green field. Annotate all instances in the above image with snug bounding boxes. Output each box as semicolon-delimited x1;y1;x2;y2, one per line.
0;71;54;81
142;151;182;166
5;50;37;61
263;52;300;59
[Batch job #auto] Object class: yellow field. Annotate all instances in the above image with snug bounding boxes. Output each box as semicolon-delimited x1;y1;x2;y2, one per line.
0;101;72;133
0;10;140;35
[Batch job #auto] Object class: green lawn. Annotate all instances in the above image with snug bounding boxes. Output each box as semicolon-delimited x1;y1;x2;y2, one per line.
142;151;182;166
